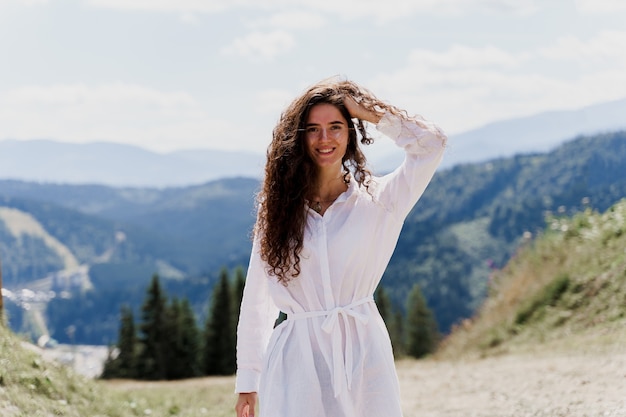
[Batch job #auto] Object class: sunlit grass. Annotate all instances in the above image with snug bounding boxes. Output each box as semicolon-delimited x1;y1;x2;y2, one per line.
0;323;238;417
105;377;236;417
437;199;626;360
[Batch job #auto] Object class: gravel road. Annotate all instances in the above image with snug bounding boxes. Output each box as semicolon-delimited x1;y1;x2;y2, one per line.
397;350;626;417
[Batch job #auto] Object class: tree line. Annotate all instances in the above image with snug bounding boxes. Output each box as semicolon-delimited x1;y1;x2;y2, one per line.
101;268;438;380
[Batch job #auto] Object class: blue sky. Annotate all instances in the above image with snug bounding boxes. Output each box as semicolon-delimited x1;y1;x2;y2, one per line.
1;0;625;157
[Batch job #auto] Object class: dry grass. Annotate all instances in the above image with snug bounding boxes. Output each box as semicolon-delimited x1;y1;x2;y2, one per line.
437;199;626;360
105;376;236;417
0;323;237;417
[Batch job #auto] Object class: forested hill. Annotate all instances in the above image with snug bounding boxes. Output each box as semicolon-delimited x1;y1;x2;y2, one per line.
1;131;625;343
381;130;626;331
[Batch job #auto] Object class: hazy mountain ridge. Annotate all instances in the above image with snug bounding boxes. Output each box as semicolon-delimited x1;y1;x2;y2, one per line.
2;97;626;186
376;96;626;172
0;139;265;187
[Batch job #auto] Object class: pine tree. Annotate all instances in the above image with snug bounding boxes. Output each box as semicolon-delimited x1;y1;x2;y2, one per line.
374;285;391;323
117;304;138;377
163;297;184;380
231;266;245;332
391;309;405;357
202;267;236;375
375;285;405;357
405;284;439;358
101;304;138;379
137;274;168;379
164;297;201;379
178;298;201;378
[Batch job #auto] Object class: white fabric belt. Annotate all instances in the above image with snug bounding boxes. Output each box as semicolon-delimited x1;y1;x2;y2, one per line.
287;296;375;398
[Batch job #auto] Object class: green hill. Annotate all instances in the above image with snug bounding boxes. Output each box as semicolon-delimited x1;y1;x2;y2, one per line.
0;323;234;416
437;198;626;359
383;130;626;331
0;323;118;416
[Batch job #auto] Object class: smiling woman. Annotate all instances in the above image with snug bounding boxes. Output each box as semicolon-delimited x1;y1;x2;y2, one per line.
234;77;447;417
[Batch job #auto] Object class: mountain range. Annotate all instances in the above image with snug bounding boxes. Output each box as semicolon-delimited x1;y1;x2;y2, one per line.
1;97;625;186
1;128;625;345
0;140;265;187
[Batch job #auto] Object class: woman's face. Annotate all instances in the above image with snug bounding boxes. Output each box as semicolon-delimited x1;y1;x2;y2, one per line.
303;103;350;171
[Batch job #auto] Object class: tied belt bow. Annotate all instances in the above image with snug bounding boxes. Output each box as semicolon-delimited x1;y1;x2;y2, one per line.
287;296;374;398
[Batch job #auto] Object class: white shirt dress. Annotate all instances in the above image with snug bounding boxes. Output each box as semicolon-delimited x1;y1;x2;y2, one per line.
235;112;447;417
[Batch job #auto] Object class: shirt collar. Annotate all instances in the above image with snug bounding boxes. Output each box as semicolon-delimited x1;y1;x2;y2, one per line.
334;174;358;205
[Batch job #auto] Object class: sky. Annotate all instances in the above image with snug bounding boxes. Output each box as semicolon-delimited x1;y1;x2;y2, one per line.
1;0;626;158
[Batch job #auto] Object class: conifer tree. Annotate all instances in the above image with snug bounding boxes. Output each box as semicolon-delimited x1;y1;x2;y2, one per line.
178;298;201;377
375;285;405;357
101;304;137;379
163;297;184;380
374;285;391;323
392;309;405;357
231;266;245;332
165;297;201;379
405;284;439;358
202;267;236;375
137;274;168;379
117;304;138;377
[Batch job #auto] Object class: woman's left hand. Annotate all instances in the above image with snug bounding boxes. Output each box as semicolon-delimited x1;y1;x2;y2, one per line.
343;96;382;124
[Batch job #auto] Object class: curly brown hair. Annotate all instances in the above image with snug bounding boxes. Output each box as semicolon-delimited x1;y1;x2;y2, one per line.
255;77;407;285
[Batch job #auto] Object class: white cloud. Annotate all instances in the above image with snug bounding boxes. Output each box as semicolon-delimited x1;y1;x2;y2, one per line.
539;31;626;69
575;0;626;13
0;83;251;152
474;0;539;16
85;0;227;13
408;44;528;70
6;83;196;107
84;0;542;20
250;10;326;30
370;32;626;134
0;0;48;8
220;30;296;61
253;88;293;116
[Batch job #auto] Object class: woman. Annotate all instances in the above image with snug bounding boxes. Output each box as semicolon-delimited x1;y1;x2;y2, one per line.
235;77;447;417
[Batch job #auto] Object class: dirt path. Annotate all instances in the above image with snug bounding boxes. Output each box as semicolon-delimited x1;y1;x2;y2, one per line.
101;346;626;416
397;350;626;417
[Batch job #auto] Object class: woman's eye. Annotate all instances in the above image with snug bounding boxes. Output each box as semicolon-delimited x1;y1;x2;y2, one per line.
330;125;342;131
307;127;320;134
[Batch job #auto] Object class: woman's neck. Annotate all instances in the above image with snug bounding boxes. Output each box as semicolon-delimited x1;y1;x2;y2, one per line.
310;169;347;202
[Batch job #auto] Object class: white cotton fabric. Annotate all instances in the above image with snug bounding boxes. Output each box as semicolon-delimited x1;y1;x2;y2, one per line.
235;112;447;417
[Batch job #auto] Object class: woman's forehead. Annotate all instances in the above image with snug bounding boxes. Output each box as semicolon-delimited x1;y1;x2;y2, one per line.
306;103;345;124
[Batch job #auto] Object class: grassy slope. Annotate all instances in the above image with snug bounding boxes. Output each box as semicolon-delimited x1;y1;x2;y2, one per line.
0;325;234;417
0;324;117;417
437;199;626;359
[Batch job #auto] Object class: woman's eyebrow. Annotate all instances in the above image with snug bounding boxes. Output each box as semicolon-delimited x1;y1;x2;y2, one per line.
306;120;345;126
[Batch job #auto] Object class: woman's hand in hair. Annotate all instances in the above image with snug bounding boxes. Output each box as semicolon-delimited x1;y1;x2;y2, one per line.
343;95;382;125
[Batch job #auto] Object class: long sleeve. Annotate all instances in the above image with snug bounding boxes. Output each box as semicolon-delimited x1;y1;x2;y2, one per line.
235;236;280;393
374;112;447;220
